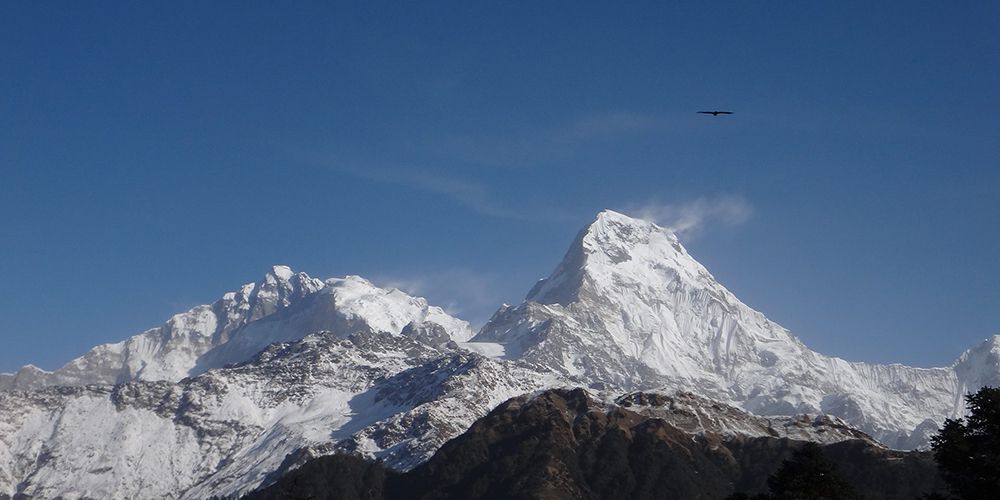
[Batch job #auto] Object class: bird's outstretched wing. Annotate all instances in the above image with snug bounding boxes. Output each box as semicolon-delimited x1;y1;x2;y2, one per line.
698;111;733;115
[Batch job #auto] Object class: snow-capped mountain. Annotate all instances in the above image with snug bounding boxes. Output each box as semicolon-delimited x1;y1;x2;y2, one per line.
0;328;546;499
0;266;471;391
953;334;1000;394
0;209;997;499
474;210;997;448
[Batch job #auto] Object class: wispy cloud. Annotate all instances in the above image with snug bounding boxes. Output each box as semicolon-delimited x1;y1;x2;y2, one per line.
632;196;753;239
553;111;674;142
322;162;574;222
357;166;515;218
437;110;680;169
372;269;506;328
301;110;710;223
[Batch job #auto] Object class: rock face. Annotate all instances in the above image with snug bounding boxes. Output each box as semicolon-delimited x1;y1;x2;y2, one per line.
474;210;998;448
0;210;996;499
249;389;943;500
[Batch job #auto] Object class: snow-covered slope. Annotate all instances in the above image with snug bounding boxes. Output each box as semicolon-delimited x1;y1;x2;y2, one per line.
0;328;864;500
0;330;546;499
474;210;997;448
614;391;876;445
953;335;1000;394
0;267;472;391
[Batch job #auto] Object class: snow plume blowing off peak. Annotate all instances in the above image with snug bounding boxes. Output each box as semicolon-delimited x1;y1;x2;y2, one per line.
634;197;753;238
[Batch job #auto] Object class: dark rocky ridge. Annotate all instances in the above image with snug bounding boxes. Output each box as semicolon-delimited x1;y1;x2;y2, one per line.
246;388;942;500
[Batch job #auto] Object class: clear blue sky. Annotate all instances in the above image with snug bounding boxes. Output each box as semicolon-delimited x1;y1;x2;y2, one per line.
2;2;997;372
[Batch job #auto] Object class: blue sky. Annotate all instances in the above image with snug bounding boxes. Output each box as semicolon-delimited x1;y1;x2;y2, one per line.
1;2;997;372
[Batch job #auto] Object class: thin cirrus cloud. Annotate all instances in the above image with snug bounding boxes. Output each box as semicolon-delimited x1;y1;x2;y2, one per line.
631;196;754;239
306;110;751;231
371;269;507;329
306;110;698;222
436;110;681;169
327;162;575;222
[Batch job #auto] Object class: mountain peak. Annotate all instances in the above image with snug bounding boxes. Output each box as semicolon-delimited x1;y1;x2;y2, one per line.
583;210;684;262
953;334;1000;391
956;334;1000;358
525;209;703;305
331;274;378;287
593;208;659;225
594;208;636;221
589;209;673;239
268;264;295;281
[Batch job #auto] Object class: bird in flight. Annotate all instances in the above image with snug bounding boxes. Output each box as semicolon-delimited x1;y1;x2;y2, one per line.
698;111;734;116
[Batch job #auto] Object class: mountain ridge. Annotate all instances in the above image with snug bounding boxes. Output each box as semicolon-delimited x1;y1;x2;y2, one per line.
248;388;943;500
0;267;472;391
0;209;996;498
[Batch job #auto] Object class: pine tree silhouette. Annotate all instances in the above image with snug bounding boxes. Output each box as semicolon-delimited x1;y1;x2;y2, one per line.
726;442;861;500
931;386;1000;500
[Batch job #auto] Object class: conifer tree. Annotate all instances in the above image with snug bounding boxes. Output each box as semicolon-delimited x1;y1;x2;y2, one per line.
931;386;1000;500
766;442;861;500
725;442;861;500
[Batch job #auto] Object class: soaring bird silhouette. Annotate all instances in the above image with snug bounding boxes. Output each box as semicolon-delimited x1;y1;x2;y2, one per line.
698;111;733;116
